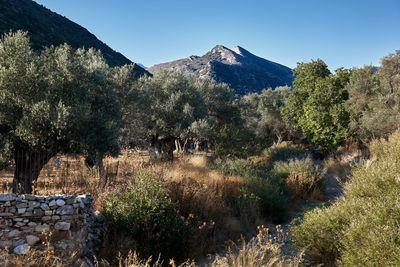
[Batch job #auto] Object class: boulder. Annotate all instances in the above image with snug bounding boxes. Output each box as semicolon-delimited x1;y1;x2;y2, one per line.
14;243;29;255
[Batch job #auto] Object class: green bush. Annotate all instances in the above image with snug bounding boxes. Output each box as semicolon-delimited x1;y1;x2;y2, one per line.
211;157;289;223
262;141;307;168
211;158;256;177
291;131;400;266
102;173;191;261
273;157;325;200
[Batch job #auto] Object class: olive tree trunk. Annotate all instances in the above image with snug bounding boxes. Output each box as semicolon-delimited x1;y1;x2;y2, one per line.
13;149;53;194
161;137;175;162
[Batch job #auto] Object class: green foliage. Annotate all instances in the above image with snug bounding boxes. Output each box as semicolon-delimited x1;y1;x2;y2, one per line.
240;177;289;223
346;50;400;141
291;131;400;266
189;76;240;126
111;64;150;147
262;141;307;166
0;31;120;192
282;60;350;152
212;158;256;177
211;124;254;158
103;173;191;261
240;86;299;142
272;157;325;200
211;157;289;223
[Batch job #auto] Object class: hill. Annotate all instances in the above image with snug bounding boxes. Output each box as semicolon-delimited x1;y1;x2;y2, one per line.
148;45;293;95
0;0;148;76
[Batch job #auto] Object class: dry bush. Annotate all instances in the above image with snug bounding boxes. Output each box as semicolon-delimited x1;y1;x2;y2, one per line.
273;157;325;201
208;225;301;267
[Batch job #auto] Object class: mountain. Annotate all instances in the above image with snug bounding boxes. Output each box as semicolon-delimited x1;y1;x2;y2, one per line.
148;45;293;95
137;63;148;69
0;0;148;76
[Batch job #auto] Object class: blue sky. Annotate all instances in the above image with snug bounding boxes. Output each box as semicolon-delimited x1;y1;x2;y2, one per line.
34;0;400;71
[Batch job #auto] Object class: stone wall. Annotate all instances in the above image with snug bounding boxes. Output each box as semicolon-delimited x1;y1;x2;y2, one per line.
0;193;104;264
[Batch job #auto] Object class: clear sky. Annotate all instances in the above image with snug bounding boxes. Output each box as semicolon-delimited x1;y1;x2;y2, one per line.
34;0;400;71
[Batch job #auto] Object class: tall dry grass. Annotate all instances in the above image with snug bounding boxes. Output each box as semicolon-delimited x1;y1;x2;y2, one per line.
0;150;306;266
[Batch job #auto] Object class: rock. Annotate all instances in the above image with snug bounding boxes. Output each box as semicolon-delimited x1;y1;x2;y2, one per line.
55;221;71;230
13;239;25;247
56;199;65;206
40;203;50;211
24;195;36;201
14;243;29;255
0;213;13;217
35;224;50;233
26;235;40;246
14;222;26;228
0;240;12;248
27;222;37;227
29;201;40;208
42;216;51;222
33;208;43;216
49;200;57;207
8;229;21;238
44;210;52;216
93;211;105;222
56;205;73;215
0;194;16;202
17;208;26;214
21;211;32;217
16;203;27;209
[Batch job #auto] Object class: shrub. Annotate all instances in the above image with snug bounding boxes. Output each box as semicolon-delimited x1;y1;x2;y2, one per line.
257;141;307;169
291;131;400;266
211;157;289;223
102;173;191;261
273;157;325;200
241;177;289;223
211;158;256;178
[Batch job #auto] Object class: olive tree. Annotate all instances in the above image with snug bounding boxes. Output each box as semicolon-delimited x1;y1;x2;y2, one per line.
240;86;297;143
346;50;400;140
0;31;120;193
136;71;206;160
111;64;150;148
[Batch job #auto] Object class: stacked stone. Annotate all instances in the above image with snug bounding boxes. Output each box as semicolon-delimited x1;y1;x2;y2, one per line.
0;193;95;258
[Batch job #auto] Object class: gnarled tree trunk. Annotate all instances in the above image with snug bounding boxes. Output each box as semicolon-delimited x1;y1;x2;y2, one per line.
13;149;53;194
161;137;175;162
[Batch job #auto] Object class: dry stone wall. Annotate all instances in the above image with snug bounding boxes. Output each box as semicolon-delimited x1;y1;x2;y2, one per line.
0;193;104;264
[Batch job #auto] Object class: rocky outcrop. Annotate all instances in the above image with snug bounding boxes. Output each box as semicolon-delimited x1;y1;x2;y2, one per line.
148;45;293;95
0;193;104;265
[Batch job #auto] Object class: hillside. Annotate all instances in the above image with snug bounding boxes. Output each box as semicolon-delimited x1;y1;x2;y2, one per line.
0;0;147;76
148;45;293;95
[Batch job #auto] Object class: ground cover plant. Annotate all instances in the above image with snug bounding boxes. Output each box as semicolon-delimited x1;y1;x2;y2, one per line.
291;131;400;266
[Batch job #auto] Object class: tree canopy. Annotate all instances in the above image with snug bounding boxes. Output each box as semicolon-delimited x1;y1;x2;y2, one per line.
282;60;350;151
0;31;120;193
346;50;400;141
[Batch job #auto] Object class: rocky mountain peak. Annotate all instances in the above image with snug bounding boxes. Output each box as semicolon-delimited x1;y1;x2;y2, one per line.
148;45;293;95
232;46;250;56
208;45;240;64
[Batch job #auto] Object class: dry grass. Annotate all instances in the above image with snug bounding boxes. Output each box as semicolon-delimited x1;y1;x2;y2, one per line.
1;226;301;267
0;151;303;266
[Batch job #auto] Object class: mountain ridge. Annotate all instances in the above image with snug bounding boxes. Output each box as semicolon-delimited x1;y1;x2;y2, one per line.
0;0;148;76
148;45;293;95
